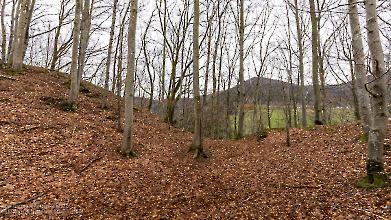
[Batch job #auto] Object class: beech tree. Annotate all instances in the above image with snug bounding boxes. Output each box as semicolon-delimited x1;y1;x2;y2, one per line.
237;0;245;138
190;0;206;159
309;0;323;125
292;0;307;127
359;0;389;186
102;0;118;108
0;0;6;66
121;0;138;156
68;0;82;105
69;0;93;105
12;0;30;70
347;0;371;133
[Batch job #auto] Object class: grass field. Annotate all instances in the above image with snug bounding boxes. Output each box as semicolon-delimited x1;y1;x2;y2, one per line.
229;105;356;137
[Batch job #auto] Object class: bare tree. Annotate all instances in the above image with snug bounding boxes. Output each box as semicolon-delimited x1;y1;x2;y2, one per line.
7;0;20;64
292;0;307;127
361;0;389;186
69;0;93;105
102;0;118;108
237;0;245;138
68;0;82;105
309;0;323;125
190;0;206;159
50;0;71;70
12;0;30;70
347;0;371;133
121;0;138;157
0;0;6;65
21;0;35;58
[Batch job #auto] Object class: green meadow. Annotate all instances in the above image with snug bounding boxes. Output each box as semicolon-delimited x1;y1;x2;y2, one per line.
229;106;356;137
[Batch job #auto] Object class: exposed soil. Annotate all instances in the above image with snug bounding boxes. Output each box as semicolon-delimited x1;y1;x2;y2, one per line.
0;67;390;219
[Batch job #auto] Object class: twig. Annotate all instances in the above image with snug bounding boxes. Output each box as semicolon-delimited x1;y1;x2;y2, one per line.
0;192;46;215
272;183;322;189
0;74;17;81
17;124;58;133
79;155;103;174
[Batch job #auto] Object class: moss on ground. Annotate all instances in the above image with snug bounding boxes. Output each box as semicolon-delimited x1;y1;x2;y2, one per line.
359;133;368;142
40;96;77;112
357;174;389;189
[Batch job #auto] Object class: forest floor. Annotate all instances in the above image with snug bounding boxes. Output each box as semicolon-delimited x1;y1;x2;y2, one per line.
0;67;390;219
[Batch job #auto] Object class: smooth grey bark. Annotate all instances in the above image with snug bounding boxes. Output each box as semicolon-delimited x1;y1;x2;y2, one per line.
7;0;20;64
309;0;322;124
76;0;92;86
349;58;361;121
158;0;167;116
190;0;206;158
237;0;245;138
69;0;92;105
364;0;389;179
22;0;35;59
69;0;82;104
121;0;138;156
116;7;127;131
12;0;29;70
348;0;372;132
0;0;6;65
102;0;118;107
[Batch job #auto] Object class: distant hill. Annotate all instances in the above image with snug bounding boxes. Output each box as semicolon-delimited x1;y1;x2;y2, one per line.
220;76;355;107
172;76;355;117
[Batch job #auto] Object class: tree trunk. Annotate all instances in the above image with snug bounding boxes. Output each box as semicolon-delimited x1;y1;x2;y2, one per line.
50;0;67;70
22;0;36;59
76;0;92;86
237;0;245;138
0;0;6;65
349;58;360;121
267;77;272;129
116;12;126;131
309;0;322;125
12;0;29;70
121;0;138;156
158;0;167;117
348;0;372;133
364;0;389;182
68;0;82;104
102;0;118;108
293;0;307;127
7;0;20;64
190;0;206;158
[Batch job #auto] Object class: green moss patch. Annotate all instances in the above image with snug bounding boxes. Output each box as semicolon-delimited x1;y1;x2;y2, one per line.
357;174;389;189
40;96;77;112
359;133;368;142
3;66;25;76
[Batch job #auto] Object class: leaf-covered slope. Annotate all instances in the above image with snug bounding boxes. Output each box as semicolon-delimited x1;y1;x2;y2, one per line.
0;67;390;219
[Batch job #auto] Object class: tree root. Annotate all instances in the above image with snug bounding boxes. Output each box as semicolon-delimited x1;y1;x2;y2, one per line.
193;148;207;159
79;155;103;174
121;149;137;158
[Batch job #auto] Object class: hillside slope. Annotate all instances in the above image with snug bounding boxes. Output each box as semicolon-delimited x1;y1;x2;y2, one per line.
0;68;390;219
